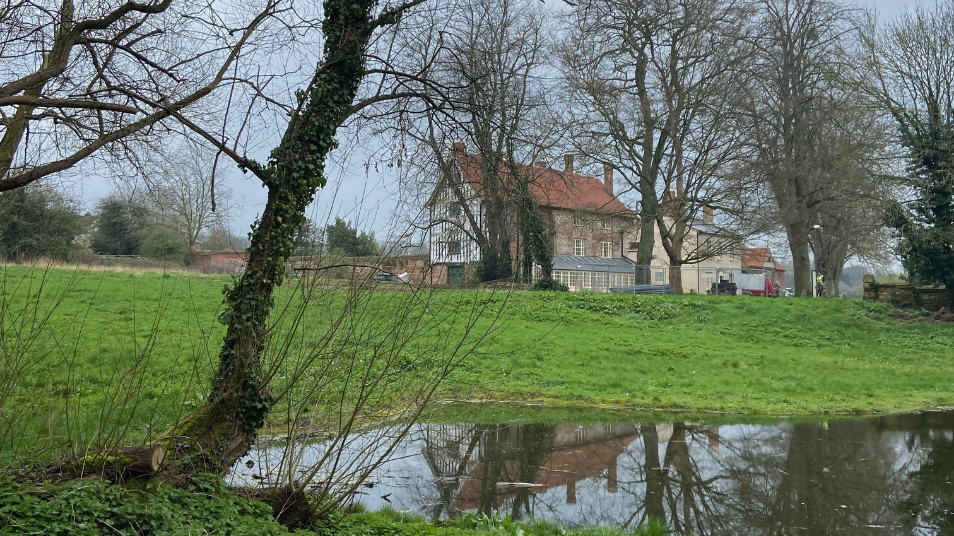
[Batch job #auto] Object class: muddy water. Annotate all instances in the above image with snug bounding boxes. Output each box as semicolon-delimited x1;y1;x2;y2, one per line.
233;411;954;535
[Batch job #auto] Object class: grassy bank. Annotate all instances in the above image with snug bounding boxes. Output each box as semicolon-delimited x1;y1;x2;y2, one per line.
452;290;954;414
0;476;668;536
2;263;953;440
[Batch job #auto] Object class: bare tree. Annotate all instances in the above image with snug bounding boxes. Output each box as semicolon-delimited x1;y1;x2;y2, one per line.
159;0;469;476
560;0;757;291
142;143;234;251
399;0;558;282
0;0;285;192
806;106;895;297
740;0;865;297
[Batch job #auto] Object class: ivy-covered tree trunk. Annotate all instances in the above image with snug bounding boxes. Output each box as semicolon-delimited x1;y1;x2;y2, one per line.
171;0;388;475
515;174;552;282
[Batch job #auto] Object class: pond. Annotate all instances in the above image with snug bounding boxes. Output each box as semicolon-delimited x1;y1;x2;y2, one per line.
232;409;954;535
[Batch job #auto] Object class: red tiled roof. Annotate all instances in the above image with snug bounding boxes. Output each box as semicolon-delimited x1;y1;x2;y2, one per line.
454;153;635;217
452;434;639;511
742;247;785;271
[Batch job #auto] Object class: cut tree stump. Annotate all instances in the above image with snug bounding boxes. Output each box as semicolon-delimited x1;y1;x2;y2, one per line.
68;444;166;479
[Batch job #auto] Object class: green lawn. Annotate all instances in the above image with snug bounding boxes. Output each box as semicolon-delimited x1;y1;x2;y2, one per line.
2;263;953;459
452;290;954;414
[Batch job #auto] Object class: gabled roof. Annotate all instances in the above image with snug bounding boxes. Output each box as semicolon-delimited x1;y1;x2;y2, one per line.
742;247;786;272
442;151;635;217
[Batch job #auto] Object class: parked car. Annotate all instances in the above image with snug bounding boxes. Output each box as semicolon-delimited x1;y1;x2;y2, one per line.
375;273;397;282
784;287;794;297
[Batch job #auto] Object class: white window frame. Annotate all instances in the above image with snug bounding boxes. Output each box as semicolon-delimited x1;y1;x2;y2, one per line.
601;241;612;257
602;219;611;229
574;239;585;256
573;213;583;227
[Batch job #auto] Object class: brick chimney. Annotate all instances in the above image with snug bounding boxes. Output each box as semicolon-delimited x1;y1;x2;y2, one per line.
451;141;466;154
703;206;714;225
603;163;614;196
564;154;574;174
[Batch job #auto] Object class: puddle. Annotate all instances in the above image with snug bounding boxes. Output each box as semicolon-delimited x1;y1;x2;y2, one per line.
232;411;954;535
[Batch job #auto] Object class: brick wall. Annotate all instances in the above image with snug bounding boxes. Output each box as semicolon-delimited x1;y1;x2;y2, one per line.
863;274;949;311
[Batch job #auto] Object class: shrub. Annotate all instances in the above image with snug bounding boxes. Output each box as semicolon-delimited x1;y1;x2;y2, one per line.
140;224;189;264
531;279;568;292
0;474;298;536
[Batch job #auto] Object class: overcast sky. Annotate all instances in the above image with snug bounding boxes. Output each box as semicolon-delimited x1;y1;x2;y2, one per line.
70;0;930;247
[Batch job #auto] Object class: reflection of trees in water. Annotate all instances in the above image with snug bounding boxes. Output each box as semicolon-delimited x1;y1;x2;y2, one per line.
722;420;906;535
616;423;732;535
412;416;954;535
899;429;954;534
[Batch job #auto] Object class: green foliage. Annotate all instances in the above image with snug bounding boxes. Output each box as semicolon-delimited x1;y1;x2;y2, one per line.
334;511;668;536
294;218;324;255
531;279;568;292
324;217;378;257
516;178;553;283
140;224;189;263
0;185;83;261
886;92;954;305
0;473;672;536
481;241;513;282
0;474;301;535
511;291;703;320
92;197;150;256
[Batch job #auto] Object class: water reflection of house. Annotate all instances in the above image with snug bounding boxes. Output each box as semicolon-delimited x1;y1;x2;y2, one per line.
420;423;640;517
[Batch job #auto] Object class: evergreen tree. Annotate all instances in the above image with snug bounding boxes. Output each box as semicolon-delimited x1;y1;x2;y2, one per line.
91;197;150;255
886;115;954;304
324;218;379;257
140;224;189;263
0;186;82;261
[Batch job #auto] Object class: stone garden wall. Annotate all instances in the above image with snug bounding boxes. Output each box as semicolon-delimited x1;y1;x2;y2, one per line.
862;274;949;311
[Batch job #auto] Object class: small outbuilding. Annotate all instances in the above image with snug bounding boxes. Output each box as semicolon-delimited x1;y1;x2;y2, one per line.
551;254;637;292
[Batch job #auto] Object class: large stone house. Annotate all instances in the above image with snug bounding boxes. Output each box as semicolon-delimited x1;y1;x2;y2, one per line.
426;145;787;293
426;144;638;288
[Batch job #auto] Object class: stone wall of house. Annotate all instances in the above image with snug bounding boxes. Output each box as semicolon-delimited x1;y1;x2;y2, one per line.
546;209;637;258
863;274;948;310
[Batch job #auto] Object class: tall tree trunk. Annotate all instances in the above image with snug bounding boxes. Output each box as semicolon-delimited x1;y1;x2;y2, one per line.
641;424;666;522
663;217;686;293
668;261;683;293
637;209;656;285
786;222;812;297
170;0;385;475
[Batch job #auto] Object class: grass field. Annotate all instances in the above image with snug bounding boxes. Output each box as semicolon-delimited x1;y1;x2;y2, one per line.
2;263;953;459
453;289;954;414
